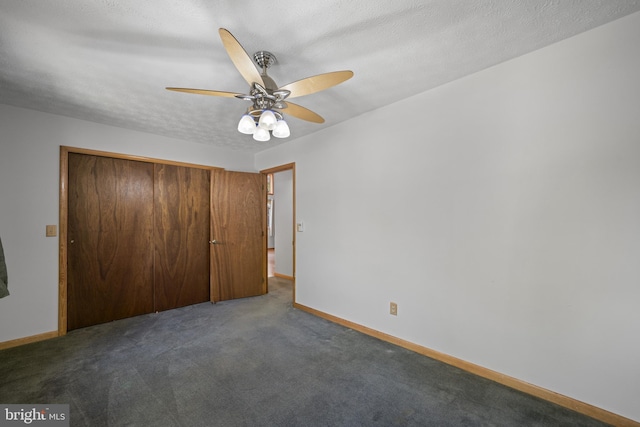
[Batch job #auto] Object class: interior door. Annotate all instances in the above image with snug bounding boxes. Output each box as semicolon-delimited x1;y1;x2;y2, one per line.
154;164;211;311
67;153;154;330
211;170;266;301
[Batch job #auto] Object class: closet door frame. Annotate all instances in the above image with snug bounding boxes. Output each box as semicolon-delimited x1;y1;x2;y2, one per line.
58;146;220;336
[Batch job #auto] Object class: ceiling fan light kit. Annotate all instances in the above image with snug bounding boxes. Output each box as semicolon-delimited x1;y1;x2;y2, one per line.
167;28;353;143
237;108;290;141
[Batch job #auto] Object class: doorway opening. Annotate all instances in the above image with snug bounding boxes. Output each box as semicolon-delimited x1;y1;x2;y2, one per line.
261;163;295;301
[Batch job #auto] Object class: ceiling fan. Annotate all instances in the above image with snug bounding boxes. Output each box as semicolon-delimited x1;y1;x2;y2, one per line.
167;28;354;141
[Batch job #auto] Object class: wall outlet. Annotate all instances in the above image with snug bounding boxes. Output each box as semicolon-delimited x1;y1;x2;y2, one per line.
390;302;398;316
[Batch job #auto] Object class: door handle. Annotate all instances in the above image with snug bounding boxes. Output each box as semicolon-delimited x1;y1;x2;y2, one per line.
209;240;221;245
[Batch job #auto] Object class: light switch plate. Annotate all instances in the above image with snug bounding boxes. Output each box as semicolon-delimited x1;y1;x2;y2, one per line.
46;225;57;237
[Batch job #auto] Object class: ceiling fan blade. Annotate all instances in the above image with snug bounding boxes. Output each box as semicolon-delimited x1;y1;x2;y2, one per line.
280;102;325;123
166;87;241;98
280;70;354;99
218;28;265;87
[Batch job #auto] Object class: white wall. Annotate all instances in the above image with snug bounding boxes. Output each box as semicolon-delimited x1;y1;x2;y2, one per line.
273;169;294;277
0;105;255;343
256;12;640;422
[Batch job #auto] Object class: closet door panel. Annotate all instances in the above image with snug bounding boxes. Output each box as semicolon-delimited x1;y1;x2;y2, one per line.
154;164;210;311
67;154;154;330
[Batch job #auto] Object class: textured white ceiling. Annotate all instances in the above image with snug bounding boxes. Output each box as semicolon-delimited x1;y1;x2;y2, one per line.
1;0;640;153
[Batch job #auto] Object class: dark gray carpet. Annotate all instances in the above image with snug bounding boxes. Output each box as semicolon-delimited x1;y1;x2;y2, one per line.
1;278;608;426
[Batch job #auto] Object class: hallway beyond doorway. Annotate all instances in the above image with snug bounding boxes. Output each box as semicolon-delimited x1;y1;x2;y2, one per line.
268;248;275;277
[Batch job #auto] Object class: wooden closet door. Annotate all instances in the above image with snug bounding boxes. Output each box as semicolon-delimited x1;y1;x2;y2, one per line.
67;153;154;330
154;164;210;311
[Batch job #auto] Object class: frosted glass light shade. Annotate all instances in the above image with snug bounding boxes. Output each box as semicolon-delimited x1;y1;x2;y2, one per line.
253;126;270;141
272;119;290;138
258;110;277;130
237;114;256;134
